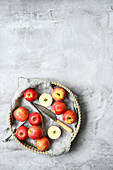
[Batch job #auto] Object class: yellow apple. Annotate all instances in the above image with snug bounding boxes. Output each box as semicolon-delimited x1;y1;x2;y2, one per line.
52;87;66;102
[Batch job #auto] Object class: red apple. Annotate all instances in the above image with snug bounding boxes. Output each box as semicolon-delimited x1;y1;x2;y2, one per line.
24;89;38;102
36;136;50;151
52;102;66;115
28;112;43;126
62;110;77;124
13;106;29;122
28;126;43;140
52;87;66;102
16;126;28;140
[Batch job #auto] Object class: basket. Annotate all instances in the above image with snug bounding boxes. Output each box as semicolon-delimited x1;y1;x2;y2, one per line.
8;81;81;155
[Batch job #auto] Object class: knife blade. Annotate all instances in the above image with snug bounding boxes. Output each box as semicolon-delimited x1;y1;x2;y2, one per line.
33;103;57;121
3;120;27;142
33;103;73;133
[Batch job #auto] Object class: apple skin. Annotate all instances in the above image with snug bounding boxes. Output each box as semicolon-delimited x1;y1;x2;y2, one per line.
13;106;29;122
28;126;43;140
36;137;50;151
52;102;66;115
52;87;66;102
62;110;77;124
24;89;38;102
28;112;43;126
16;126;28;140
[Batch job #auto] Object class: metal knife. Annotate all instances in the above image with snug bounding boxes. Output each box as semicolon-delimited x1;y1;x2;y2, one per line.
2;120;27;142
32;103;73;133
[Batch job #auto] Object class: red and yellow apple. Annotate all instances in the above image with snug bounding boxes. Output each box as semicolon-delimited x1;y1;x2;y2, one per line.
48;125;61;139
39;93;53;107
24;89;38;102
52;102;66;115
63;110;77;124
28;126;43;140
36;136;50;151
16;126;28;140
52;87;66;102
28;112;43;126
13;106;29;122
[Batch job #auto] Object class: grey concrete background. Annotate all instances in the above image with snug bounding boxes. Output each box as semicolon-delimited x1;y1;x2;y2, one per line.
0;0;113;170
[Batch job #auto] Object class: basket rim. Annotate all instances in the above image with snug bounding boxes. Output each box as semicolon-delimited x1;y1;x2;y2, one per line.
8;81;81;155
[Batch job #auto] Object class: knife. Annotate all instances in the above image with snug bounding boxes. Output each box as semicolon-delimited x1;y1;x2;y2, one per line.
32;103;73;133
2;120;27;142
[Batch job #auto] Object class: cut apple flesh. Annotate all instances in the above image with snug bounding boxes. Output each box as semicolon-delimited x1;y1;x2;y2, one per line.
47;125;61;139
39;93;53;107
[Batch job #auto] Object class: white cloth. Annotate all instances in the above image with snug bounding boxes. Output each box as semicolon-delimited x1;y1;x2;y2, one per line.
4;77;78;156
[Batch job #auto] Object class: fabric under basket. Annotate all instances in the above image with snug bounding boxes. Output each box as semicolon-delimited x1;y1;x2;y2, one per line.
6;77;81;156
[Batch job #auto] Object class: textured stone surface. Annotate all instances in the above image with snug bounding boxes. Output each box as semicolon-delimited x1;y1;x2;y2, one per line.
0;0;113;169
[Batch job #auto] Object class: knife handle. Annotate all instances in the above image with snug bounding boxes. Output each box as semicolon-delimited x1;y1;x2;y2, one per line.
56;120;73;133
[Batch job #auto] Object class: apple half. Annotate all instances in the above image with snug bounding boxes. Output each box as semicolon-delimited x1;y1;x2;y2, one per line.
39;93;53;107
47;125;61;139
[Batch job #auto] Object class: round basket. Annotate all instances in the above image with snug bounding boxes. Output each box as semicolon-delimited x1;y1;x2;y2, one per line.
8;81;81;155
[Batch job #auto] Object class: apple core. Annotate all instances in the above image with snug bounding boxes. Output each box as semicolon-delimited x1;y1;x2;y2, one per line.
39;93;53;107
44;98;48;102
47;125;61;139
53;131;56;134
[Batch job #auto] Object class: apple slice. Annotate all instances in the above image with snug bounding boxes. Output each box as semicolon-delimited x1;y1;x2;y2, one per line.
47;125;61;139
39;93;53;107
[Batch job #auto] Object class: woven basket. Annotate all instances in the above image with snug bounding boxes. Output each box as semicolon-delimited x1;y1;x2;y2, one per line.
8;81;81;155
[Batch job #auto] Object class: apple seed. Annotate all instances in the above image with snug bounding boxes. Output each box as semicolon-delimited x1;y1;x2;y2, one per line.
44;98;48;102
53;131;56;134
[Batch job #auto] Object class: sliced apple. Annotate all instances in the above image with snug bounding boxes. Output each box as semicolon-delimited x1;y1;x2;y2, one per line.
47;125;61;139
39;93;53;107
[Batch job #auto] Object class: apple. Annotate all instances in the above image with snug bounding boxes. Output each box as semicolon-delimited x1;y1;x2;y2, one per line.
28;126;43;140
13;106;29;122
52;101;66;115
47;125;61;139
52;87;66;102
62;110;77;124
36;136;50;151
39;93;53;107
28;112;43;126
24;89;38;102
16;126;28;140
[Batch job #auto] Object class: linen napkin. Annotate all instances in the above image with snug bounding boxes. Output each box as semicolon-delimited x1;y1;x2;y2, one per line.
2;77;78;156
